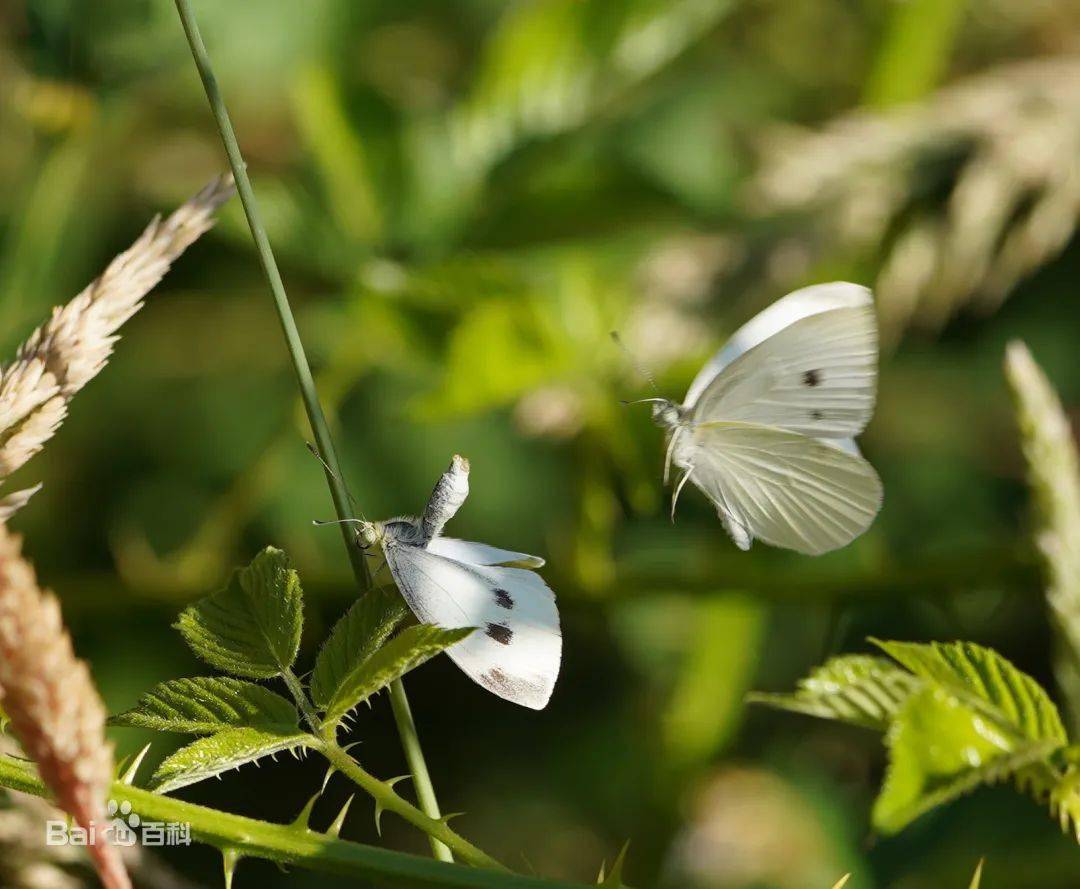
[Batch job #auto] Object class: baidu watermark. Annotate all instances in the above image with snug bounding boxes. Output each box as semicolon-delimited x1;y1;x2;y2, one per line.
46;800;191;848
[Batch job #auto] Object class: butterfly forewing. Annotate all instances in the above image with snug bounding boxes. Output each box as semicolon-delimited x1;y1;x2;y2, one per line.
683;282;873;407
383;542;561;710
690;305;878;439
681;421;882;555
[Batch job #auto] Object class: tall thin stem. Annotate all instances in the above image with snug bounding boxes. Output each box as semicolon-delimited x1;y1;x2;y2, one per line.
172;0;452;861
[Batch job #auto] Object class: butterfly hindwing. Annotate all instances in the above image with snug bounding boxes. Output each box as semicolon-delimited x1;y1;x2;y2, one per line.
676;421;882;555
426;537;544;568
384;542;561;710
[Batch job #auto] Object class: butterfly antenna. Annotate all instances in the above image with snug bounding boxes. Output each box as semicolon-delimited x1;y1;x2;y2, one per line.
312;517;367;528
305;442;366;520
620;397;668;406
610;331;659;394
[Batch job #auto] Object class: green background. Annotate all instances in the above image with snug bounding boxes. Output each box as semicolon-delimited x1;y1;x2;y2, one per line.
2;1;1080;886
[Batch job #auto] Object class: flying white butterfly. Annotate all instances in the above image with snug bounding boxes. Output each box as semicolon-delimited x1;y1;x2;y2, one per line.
642;282;883;555
352;456;561;710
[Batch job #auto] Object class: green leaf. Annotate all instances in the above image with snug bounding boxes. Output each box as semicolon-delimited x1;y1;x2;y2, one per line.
664;594;765;765
872;639;1068;744
176;547;304;679
749;655;922;731
151;727;314;793
111;677;298;734
324;625;473;724
873;686;1059;834
311;588;409;710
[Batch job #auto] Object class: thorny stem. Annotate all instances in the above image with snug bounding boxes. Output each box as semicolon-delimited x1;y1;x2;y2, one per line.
281;668;323;735
0;757;571;887
172;0;453;862
278;669;499;867
314;734;507;872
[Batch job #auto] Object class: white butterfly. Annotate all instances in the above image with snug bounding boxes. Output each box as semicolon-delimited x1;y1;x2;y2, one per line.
645;282;883;555
355;456;561;710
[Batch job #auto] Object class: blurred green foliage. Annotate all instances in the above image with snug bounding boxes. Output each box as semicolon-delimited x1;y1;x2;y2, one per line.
3;0;1080;886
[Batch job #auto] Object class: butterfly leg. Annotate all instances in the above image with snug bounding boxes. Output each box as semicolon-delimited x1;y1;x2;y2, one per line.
670;464;695;522
663;427;684;486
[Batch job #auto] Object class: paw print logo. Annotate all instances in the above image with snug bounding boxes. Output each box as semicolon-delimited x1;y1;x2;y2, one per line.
106;799;140;846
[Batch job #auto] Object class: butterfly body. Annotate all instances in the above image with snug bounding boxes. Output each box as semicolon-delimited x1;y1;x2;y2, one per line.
652;282;884;555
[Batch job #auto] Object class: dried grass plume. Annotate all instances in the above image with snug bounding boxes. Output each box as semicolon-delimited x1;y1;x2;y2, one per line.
1005;340;1080;733
0;175;235;515
0;523;129;888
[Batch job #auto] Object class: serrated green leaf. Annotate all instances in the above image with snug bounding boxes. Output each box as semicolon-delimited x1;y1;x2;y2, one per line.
872;639;1067;744
176;547;303;678
151;727;314;793
873;685;1059;834
311;588;409;710
111;677;298;734
324;625;473;724
749;655;922;731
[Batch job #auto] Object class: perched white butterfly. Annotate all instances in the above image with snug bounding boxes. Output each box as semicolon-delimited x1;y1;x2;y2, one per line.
643;282;883;555
353;456;561;710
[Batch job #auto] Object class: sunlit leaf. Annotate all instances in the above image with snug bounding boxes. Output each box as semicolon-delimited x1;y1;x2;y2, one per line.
176;547;304;679
872;639;1067;745
151;727;315;793
310;588;409;710
749;655;922;731
111;677;298;735
873;685;1059;833
324;624;473;724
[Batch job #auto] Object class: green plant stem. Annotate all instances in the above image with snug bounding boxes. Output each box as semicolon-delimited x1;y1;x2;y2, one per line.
172;0;452;863
282;668;323;734
314;735;506;872
0;757;578;888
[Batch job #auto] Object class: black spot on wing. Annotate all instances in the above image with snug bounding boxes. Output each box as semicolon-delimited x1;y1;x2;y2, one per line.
802;369;822;387
810;409;824;421
485;622;513;645
494;588;514;609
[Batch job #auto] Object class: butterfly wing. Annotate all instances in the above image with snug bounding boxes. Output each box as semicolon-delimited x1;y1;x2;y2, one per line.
676;421;882;555
689;302;877;440
384;542;560;709
426;537;544;568
683;282;873;407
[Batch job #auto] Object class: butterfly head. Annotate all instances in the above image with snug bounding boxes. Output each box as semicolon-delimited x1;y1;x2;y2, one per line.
355;520;383;549
649;398;685;430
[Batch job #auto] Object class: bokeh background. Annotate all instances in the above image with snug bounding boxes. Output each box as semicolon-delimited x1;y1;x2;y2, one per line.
3;1;1080;886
